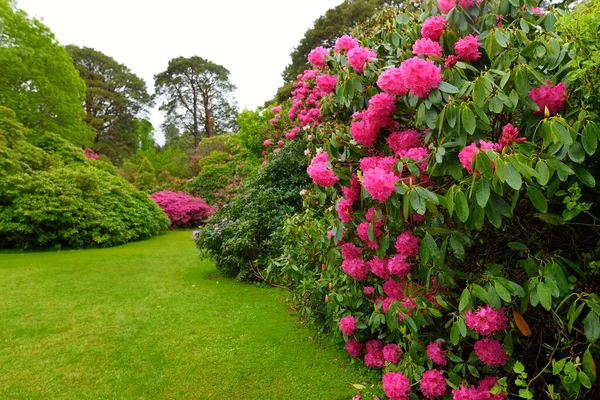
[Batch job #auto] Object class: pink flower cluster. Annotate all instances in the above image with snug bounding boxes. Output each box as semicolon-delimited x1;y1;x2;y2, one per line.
315;74;338;94
377;68;408;96
308;46;329;69
84;147;99;160
289;69;324;127
150;190;214;228
474;338;509;366
383;343;401;364
399;57;443;98
350;93;397;146
388;129;421;156
465;305;509;335
426;341;447;366
346;338;363;357
334;35;359;53
458;140;502;174
364;339;385;368
528;80;567;116
348;46;377;73
455;35;481;62
286;127;300;140
421;16;447;41
307;152;339;187
362;167;399;203
453;376;508;400
383;371;411;400
413;38;443;58
395;230;420;258
340;315;358;336
499;123;525;147
420;369;447;399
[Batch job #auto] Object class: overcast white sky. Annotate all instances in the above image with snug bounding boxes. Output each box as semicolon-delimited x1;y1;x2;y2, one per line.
16;0;343;144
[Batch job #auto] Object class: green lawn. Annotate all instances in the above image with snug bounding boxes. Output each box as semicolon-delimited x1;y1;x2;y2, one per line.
0;230;370;399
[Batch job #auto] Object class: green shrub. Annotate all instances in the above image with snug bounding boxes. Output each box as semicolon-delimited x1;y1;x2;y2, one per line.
194;139;310;280
0;106;169;249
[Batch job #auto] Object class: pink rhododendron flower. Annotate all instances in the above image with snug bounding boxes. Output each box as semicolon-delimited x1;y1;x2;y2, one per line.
307;153;339;187
529;80;567;116
369;256;390;279
421;16;447;42
383;278;405;300
452;385;481;400
403;147;430;171
269;118;277;124
364;352;385;368
360;156;397;173
342;175;361;203
352;392;361;400
357;221;381;250
308;46;329;69
364;286;375;297
458;141;500;174
383;371;411;400
337;198;353;223
474;338;509;366
362;167;399;203
263;140;271;146
438;0;455;14
395;231;420;258
286;127;300;140
366;207;385;226
366;93;396;126
465;305;509;335
399;57;443;98
383;343;401;364
334;35;359;53
350;119;379;146
420;369;447;399
388;129;422;155
413;38;443;58
341;242;362;260
340;315;358;336
277;140;284;146
455;35;481;62
342;258;370;280
348;46;377;73
458;0;475;8
426;341;447;366
499;123;525;147
388;254;411;277
273;148;281;153
316;74;338;94
346;338;363;357
377;67;408;96
445;55;458;68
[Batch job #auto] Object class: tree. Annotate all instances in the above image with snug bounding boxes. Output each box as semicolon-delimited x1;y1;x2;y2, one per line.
66;45;152;162
154;56;238;149
281;0;402;84
0;0;92;146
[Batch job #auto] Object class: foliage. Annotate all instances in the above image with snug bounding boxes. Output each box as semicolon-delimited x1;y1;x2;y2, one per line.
0;0;92;146
66;45;152;163
134;156;156;191
149;190;214;228
273;2;600;399
0;106;169;249
154;56;238;148
281;0;403;85
194;139;310;281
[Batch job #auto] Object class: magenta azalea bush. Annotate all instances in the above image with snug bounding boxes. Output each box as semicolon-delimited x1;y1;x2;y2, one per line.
269;0;600;399
149;190;214;228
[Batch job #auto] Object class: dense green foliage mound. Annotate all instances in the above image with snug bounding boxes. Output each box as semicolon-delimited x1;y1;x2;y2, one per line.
195;139;310;280
0;107;169;249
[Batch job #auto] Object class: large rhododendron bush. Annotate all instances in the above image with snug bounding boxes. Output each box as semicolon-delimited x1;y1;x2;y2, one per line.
276;0;600;398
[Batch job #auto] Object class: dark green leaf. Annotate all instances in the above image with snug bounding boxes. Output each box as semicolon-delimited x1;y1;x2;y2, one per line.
462;107;476;135
572;164;596;188
459;288;472;312
495;281;512;303
454;191;469;222
505;163;522;190
535;160;550;185
475;179;490;207
438;81;460;94
546;159;574;175
526;186;548;213
537;281;552;311
584;311;600;343
582;123;599;155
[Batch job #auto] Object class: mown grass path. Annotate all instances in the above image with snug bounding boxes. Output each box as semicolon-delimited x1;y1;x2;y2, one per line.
0;230;367;399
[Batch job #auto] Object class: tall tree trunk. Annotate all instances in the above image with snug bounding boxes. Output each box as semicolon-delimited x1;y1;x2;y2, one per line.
203;93;211;138
192;85;199;148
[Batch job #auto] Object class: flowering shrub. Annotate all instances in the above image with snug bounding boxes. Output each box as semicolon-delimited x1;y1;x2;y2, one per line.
273;2;600;399
149;191;214;229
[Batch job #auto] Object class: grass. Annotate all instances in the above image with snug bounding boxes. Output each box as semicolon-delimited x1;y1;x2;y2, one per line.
0;230;372;399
